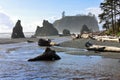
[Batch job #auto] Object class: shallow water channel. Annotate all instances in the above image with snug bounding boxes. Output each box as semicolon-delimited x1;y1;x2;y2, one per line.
0;42;120;80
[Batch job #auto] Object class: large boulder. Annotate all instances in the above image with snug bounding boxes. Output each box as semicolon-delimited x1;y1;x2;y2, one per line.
38;38;51;46
28;47;61;61
34;20;59;36
38;38;59;46
11;20;25;38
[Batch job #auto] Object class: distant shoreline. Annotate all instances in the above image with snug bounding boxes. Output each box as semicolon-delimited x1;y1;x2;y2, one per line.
0;38;39;44
0;32;35;39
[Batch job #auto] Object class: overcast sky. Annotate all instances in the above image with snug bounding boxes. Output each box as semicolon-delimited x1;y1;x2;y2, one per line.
0;0;103;33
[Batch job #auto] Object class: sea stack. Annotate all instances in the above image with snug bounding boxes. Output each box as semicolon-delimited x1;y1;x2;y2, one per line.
53;14;99;33
34;20;59;36
11;20;25;38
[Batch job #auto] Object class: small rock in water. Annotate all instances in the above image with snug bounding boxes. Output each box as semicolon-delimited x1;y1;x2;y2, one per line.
28;47;61;61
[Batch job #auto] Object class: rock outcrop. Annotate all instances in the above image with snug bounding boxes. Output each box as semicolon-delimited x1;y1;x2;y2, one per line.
63;29;71;36
28;47;61;61
53;15;99;33
11;20;25;38
81;24;91;34
34;20;59;36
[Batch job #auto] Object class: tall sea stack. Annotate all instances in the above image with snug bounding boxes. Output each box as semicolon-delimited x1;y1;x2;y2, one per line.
11;20;25;38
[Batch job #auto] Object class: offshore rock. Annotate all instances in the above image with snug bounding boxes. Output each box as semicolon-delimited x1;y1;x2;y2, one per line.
81;24;91;34
11;20;25;38
34;20;59;36
28;47;61;61
63;29;71;36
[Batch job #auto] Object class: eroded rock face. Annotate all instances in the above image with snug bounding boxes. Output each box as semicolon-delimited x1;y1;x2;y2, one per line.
34;20;59;36
28;47;61;61
11;20;25;38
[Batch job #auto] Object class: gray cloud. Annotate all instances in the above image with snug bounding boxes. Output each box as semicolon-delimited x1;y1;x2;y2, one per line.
0;12;14;27
0;11;14;32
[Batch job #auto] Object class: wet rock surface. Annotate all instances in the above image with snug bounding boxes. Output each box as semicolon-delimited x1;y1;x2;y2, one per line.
38;38;51;46
28;47;61;61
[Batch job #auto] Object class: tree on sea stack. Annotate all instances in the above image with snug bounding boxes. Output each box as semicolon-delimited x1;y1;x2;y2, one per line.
11;20;25;38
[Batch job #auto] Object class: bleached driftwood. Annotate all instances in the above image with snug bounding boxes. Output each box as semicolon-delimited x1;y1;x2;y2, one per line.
100;38;120;42
85;42;120;52
93;36;120;43
81;33;90;39
71;34;80;40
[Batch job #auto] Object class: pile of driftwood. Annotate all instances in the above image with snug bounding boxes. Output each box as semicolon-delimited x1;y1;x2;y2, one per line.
85;41;120;52
71;33;92;40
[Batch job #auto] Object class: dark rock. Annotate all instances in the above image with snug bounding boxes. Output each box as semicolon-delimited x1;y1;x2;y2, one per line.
34;20;59;36
38;38;60;46
81;24;91;34
11;20;25;38
28;47;61;61
38;38;51;46
53;15;99;33
27;40;34;43
63;29;71;36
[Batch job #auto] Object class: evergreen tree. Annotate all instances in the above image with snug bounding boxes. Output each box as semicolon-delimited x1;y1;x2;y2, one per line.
99;0;120;33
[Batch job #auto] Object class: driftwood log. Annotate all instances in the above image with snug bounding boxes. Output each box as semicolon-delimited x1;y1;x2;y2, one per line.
85;42;120;52
97;38;120;42
71;34;80;40
81;33;91;39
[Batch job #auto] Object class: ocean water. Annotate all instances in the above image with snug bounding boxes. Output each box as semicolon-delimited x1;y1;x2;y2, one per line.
0;33;120;80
